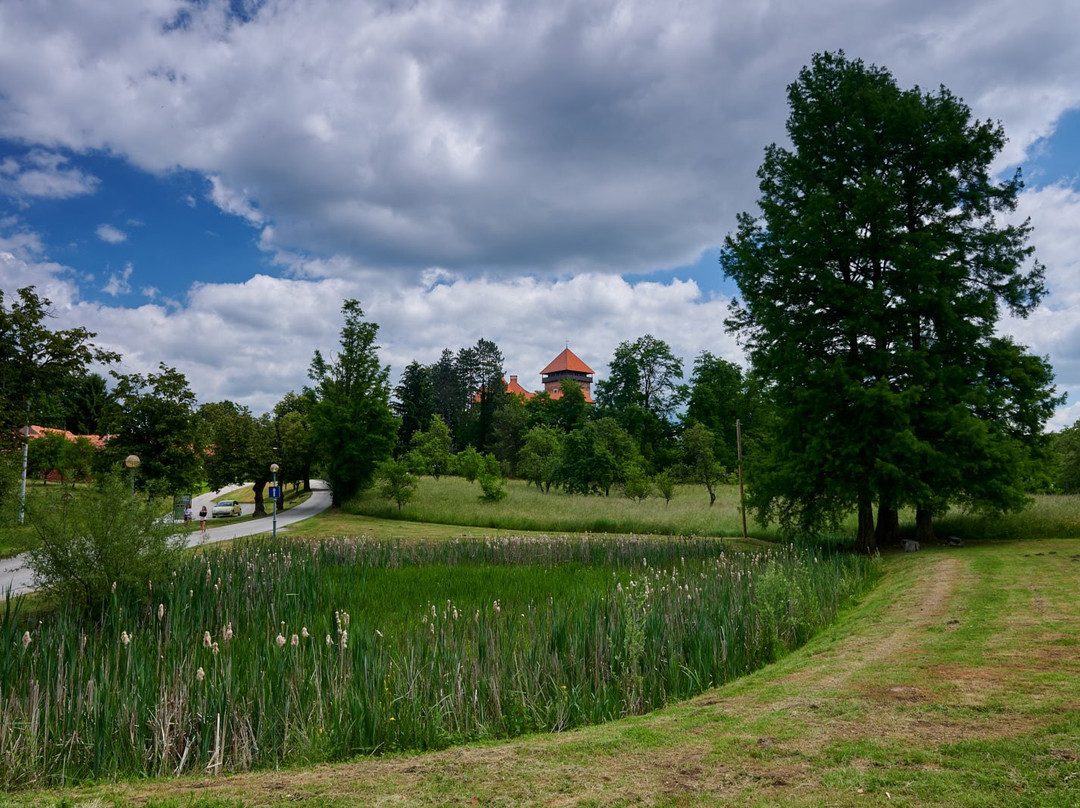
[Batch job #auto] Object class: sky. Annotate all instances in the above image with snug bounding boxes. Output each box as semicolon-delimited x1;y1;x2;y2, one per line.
1;0;1078;429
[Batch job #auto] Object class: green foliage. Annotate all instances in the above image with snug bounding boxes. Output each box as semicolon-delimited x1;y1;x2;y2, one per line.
108;364;203;497
621;464;652;503
308;300;398;506
653;469;676;505
198;401;277;515
517;425;563;492
477;453;507;502
1051;422;1080;494
375;458;417;512
454;445;483;482
595;334;683;419
560;418;640;496
410;414;453;478
681;422;724;507
26;431;67;483
0;535;877;786
273;390;317;492
721;51;1057;550
24;473;186;612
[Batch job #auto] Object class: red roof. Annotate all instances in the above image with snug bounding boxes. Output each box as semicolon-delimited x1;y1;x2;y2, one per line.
541;348;594;376
506;376;535;399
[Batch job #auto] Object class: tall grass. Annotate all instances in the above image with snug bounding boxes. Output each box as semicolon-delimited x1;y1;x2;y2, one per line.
0;534;878;788
346;478;1080;543
347;477;770;537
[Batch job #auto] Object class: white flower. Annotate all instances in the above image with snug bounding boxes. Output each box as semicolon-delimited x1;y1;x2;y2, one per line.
157;603;165;620
301;626;309;638
291;634;299;647
276;634;286;647
212;642;220;656
120;631;131;646
203;631;212;648
326;634;333;646
223;622;234;642
196;667;205;682
21;631;31;649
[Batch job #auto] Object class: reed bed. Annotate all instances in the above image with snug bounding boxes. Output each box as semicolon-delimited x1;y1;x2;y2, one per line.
0;534;878;788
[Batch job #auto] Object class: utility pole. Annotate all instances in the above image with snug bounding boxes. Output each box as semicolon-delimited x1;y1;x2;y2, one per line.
736;419;748;540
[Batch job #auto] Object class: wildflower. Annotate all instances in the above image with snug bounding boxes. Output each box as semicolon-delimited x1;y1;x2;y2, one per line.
120;631;131;646
301;626;310;638
197;667;205;682
326;634;333;646
21;631;31;649
157;603;165;620
276;633;286;647
203;631;212;648
212;642;220;656
223;622;234;642
389;716;395;721
291;634;299;647
111;581;117;592
340;630;348;650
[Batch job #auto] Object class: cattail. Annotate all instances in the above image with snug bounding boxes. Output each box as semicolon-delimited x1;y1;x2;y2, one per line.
301;626;309;638
340;630;348;650
276;634;286;647
120;631;131;646
291;634;299;647
203;631;212;648
196;667;205;682
223;622;234;642
157;603;165;620
212;642;220;656
325;634;333;646
21;631;31;649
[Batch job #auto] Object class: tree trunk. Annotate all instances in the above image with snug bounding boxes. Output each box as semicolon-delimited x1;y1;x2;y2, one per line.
855;488;876;554
252;476;268;516
915;507;935;544
706;483;716;507
875;492;900;547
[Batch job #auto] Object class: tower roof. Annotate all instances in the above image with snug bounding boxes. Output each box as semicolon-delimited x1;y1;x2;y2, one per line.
541;347;594;376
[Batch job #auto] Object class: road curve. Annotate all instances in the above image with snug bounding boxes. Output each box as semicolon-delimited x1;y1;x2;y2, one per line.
0;481;332;599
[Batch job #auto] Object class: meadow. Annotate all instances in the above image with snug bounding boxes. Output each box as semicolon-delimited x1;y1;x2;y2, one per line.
346;476;1080;542
0;533;878;789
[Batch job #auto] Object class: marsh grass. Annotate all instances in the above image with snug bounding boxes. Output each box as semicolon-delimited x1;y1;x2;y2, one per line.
0;534;877;788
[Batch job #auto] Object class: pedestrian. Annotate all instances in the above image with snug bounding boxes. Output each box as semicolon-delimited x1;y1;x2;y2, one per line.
199;505;208;536
184;504;193;527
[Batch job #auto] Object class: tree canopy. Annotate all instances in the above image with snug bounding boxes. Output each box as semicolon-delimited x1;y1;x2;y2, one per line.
721;51;1058;551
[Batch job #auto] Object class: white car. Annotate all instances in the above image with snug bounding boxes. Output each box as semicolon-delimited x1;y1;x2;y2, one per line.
212;500;242;518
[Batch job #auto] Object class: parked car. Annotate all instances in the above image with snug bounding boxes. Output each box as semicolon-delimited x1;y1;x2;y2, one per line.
212;499;242;518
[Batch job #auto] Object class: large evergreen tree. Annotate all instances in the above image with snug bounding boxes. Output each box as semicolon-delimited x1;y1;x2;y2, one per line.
721;52;1057;551
308;300;398;506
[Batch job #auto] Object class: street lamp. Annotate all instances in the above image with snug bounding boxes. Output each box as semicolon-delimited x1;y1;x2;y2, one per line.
270;463;280;539
124;454;140;499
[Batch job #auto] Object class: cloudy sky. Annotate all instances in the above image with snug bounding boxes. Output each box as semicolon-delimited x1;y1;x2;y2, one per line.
1;0;1078;427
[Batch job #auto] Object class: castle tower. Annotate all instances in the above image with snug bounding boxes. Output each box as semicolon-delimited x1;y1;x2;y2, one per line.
540;348;595;402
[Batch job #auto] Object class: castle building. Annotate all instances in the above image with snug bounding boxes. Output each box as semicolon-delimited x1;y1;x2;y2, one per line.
540;347;595;402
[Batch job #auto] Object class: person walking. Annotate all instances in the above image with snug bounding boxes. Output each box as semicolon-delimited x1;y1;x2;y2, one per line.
184;504;193;528
199;505;208;536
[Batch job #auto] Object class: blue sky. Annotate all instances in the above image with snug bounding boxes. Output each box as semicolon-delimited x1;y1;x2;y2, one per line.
1;0;1079;427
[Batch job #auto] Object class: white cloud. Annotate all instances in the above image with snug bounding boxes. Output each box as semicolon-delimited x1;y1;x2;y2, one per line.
0;150;99;200
102;263;134;296
96;223;127;244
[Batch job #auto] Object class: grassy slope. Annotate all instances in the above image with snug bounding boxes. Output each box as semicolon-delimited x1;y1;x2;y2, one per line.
12;539;1080;807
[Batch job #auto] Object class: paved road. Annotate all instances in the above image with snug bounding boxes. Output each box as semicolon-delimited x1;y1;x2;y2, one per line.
0;481;332;599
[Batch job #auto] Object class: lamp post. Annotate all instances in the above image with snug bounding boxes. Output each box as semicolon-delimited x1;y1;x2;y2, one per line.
270;463;280;539
124;454;141;500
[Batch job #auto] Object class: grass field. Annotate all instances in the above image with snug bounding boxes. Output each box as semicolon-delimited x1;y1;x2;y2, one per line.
11;538;1078;806
345;476;1080;543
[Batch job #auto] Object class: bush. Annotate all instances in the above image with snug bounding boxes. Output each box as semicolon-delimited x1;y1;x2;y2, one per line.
376;458;417;512
25;473;186;612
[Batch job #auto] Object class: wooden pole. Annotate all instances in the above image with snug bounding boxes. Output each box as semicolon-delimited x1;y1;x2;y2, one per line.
736;419;748;540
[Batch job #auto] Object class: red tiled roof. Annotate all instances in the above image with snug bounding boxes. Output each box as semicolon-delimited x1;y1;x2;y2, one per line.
541;348;594;376
506;376;535;399
27;425;110;449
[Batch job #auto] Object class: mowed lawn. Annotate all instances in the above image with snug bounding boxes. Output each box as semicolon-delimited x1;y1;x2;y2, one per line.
15;537;1080;807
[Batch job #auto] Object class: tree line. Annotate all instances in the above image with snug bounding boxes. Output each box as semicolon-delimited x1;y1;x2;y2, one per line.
2;52;1073;551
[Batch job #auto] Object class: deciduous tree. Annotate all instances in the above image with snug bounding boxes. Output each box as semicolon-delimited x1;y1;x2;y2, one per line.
308;301;398;506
